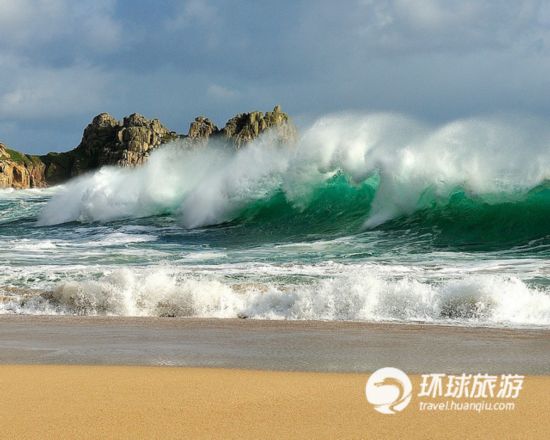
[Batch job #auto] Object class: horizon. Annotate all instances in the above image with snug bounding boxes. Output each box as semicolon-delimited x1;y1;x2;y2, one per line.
2;1;550;154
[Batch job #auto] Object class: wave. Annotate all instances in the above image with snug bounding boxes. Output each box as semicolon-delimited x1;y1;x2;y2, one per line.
379;184;550;250
1;266;549;326
37;113;550;247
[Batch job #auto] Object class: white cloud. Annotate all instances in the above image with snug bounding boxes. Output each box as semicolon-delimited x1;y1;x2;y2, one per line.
3;0;550;154
0;0;121;52
0;55;115;119
347;0;549;53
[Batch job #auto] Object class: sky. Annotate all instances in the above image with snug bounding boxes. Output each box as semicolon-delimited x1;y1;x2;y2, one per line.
1;0;550;154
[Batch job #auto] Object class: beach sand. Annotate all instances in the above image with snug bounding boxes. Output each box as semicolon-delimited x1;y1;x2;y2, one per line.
1;317;549;438
0;365;548;439
1;316;549;373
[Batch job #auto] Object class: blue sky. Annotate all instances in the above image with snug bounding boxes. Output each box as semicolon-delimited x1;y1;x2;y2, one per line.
1;0;550;154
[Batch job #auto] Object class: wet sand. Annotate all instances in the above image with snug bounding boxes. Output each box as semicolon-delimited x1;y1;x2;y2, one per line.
0;365;548;439
0;315;549;373
1;316;549;438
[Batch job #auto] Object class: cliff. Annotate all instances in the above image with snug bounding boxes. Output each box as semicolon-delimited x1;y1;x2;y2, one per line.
0;106;295;189
0;143;47;189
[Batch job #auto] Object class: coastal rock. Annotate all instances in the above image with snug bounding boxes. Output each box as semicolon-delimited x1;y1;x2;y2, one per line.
221;105;297;148
0;143;46;189
187;116;219;143
1;105;296;189
77;112;177;169
69;112;120;176
185;106;295;148
1;112;179;188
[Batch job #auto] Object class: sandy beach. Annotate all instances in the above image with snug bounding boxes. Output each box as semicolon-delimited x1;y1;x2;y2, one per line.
2;0;550;438
0;365;547;439
0;316;549;438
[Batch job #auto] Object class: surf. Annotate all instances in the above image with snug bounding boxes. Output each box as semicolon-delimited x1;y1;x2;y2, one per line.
1;265;549;326
35;112;550;249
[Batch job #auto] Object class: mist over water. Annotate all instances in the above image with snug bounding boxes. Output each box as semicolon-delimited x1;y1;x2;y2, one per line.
2;113;550;326
38;113;550;228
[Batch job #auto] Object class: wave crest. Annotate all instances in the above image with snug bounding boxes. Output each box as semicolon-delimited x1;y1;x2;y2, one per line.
37;113;550;247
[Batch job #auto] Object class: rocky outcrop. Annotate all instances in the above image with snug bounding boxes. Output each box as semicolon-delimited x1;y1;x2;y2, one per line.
101;113;178;166
1;112;178;188
185;105;296;147
71;112;120;174
221;105;296;148
1;105;296;189
0;143;47;189
73;112;178;171
187;116;219;143
38;113;178;185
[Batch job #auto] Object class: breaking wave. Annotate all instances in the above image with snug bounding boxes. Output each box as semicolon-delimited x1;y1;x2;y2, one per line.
4;112;549;327
37;113;550;249
1;266;549;326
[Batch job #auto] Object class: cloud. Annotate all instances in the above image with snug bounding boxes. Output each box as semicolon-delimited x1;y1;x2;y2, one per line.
207;84;239;100
164;0;221;50
3;0;550;154
300;0;548;55
0;55;115;120
0;0;121;53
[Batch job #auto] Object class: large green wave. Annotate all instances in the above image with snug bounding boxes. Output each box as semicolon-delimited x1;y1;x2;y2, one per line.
379;183;550;250
229;173;550;251
232;173;377;237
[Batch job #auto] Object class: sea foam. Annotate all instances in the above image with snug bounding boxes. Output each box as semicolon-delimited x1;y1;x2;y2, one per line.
2;266;549;327
37;113;550;228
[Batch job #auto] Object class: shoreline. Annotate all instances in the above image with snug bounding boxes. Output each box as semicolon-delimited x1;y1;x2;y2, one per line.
1;315;549;373
2;316;549;438
3;312;549;329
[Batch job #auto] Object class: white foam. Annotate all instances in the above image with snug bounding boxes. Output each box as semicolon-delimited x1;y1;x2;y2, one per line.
179;251;227;261
82;232;158;247
2;266;549;326
0;186;60;199
7;239;58;251
37;113;550;228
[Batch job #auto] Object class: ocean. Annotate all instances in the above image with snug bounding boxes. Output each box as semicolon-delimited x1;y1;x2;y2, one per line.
1;113;549;326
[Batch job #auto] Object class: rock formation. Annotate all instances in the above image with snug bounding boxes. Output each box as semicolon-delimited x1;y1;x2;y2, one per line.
0;105;296;189
221;105;296;148
0;143;47;189
107;113;177;166
185;105;296;147
73;112;178;171
187;116;219;143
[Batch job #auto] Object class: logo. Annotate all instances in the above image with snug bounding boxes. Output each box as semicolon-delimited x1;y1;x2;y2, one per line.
365;368;523;414
365;367;412;414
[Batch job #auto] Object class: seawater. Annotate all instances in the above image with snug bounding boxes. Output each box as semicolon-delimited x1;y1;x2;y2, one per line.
1;113;549;326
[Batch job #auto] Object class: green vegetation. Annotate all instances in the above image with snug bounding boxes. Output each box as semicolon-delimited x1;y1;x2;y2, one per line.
5;148;43;167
